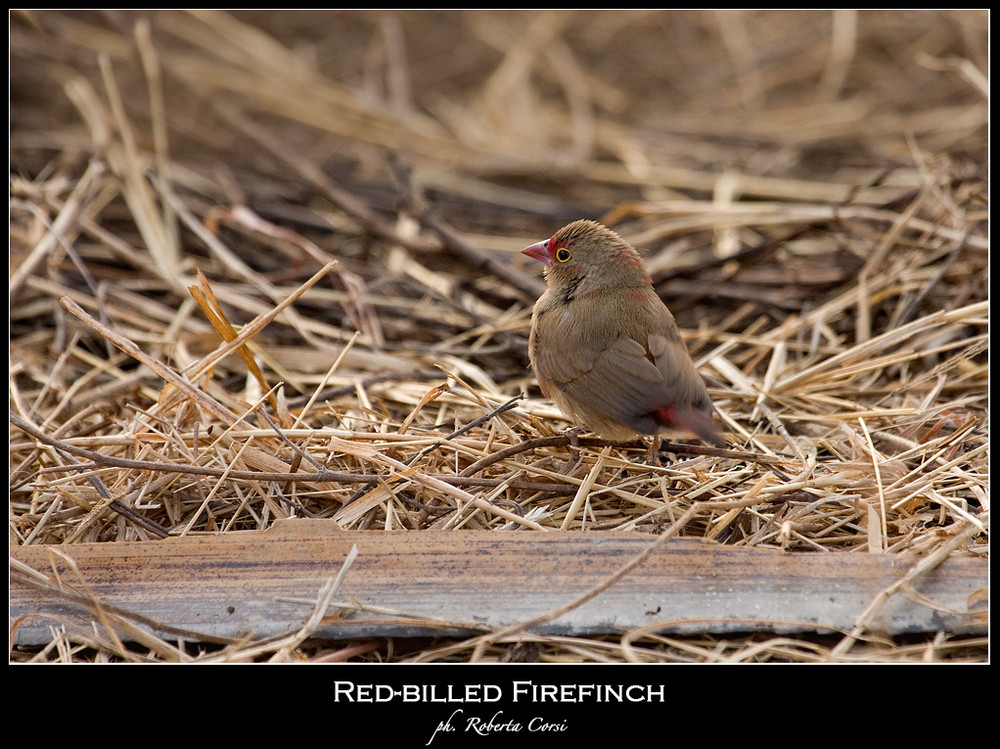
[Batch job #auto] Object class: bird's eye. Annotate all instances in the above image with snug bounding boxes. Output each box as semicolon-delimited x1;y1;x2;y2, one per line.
555;247;572;263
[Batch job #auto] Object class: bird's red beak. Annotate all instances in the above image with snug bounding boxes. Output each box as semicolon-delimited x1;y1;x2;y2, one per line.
521;240;552;266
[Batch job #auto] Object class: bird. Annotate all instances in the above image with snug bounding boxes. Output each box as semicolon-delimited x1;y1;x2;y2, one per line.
521;219;723;447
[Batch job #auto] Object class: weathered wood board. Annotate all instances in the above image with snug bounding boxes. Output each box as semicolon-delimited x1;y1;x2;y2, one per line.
10;519;987;646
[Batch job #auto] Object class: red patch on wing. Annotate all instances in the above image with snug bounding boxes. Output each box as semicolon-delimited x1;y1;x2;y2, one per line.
651;405;679;427
651;404;725;446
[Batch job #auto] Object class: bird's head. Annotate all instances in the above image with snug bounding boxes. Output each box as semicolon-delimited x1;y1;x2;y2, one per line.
521;220;650;294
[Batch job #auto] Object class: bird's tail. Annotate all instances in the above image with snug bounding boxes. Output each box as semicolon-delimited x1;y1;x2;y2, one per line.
652;404;726;447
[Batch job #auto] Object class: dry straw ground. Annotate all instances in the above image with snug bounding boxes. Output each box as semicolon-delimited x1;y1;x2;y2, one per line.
9;10;988;663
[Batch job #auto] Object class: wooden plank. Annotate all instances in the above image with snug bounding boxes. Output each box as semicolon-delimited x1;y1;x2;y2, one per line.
9;519;987;646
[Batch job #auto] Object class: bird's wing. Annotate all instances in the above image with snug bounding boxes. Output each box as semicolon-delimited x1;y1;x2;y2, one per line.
646;333;713;412
535;324;709;432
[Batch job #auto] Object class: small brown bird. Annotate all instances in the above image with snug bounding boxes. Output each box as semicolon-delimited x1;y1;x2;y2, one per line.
522;219;723;446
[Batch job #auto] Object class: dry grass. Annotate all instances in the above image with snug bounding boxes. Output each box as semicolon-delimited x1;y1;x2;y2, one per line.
9;10;988;663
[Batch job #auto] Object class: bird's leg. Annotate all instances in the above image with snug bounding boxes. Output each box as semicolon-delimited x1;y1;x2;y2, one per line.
559;426;585;471
645;433;662;465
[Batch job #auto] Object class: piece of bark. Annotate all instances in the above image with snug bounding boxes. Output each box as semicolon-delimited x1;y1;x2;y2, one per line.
9;519;987;647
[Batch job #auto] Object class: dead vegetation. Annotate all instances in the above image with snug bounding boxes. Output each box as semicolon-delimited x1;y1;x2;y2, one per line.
9;10;988;663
